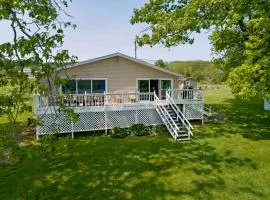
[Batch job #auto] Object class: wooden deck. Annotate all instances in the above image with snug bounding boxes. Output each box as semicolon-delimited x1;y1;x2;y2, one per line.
34;89;204;138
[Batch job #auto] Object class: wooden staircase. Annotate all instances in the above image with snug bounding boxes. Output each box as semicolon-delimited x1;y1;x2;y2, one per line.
164;105;189;140
154;92;194;141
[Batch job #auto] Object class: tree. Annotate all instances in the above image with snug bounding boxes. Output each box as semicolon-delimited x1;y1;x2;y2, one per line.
0;0;77;140
154;59;167;68
131;0;270;100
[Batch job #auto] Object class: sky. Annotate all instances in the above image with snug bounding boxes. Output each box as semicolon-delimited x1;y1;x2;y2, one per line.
0;0;212;62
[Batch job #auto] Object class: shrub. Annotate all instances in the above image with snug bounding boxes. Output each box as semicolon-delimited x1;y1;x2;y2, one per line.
39;134;57;153
151;125;166;135
110;127;130;139
130;124;150;136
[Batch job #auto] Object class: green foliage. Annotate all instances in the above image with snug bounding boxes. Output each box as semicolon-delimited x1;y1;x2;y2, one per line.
0;0;77;139
129;124;151;136
110;127;130;139
168;60;226;84
154;59;168;68
10;145;29;161
131;0;270;99
39;134;57;153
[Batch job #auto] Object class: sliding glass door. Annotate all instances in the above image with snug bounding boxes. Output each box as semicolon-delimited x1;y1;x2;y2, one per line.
161;80;172;100
137;79;172;100
138;79;160;101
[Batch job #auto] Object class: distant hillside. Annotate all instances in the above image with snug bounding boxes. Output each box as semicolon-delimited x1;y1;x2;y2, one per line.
167;60;225;84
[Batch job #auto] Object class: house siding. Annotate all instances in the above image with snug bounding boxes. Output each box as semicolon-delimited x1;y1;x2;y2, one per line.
58;56;180;93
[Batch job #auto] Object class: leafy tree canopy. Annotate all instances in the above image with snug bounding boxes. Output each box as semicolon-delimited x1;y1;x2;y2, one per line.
131;0;270;100
0;0;77;138
154;59;167;68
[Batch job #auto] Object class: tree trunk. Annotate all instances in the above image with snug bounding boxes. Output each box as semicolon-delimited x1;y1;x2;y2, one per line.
11;122;17;142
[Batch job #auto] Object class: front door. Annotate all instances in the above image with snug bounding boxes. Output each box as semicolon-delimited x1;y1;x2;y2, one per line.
138;79;159;101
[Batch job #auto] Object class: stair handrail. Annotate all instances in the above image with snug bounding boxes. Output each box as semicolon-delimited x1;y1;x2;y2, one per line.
154;93;179;140
166;91;194;136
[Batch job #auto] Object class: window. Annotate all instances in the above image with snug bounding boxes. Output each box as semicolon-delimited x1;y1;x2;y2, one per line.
62;80;76;94
161;80;172;90
78;80;91;94
62;79;106;94
138;80;149;92
92;80;106;93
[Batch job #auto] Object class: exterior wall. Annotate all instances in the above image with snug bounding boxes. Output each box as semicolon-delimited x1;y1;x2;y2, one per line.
58;56;180;93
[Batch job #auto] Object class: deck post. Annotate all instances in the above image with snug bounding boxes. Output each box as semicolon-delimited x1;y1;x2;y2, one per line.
104;91;107;106
104;93;108;134
105;110;108;134
33;95;40;114
135;109;138;124
202;104;205;125
71;121;74;139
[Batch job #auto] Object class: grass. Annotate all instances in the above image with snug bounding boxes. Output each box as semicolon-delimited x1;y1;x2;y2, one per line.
0;112;33;140
0;85;33;140
1;86;270;199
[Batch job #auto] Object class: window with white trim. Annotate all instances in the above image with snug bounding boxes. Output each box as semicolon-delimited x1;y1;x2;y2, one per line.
62;79;106;94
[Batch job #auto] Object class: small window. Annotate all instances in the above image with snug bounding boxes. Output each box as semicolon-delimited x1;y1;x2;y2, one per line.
78;80;91;94
62;80;76;94
92;80;106;93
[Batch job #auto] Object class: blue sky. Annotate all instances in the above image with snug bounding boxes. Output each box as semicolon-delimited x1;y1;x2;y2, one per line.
0;0;212;62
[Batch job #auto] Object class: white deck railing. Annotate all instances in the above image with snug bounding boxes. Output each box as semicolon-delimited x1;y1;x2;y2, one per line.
35;92;155;108
168;89;203;101
34;89;203;109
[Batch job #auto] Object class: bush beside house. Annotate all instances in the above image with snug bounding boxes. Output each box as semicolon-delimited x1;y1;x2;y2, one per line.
110;124;163;139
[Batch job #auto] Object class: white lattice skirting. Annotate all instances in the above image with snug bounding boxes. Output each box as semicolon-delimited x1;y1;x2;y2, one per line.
183;104;204;120
37;108;163;135
36;104;203;136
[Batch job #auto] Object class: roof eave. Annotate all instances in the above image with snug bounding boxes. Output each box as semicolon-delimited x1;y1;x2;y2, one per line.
65;52;182;77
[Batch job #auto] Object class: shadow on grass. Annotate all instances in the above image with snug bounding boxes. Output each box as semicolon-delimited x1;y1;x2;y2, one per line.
0;121;26;139
199;98;270;141
1;134;259;200
1;96;268;199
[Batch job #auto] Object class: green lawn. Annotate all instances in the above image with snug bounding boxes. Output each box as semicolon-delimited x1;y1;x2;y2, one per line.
1;86;270;199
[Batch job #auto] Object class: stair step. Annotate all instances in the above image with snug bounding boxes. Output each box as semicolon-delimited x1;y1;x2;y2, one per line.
177;130;186;134
156;99;193;141
177;133;189;140
175;123;183;127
